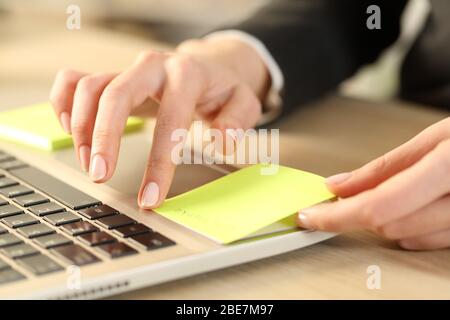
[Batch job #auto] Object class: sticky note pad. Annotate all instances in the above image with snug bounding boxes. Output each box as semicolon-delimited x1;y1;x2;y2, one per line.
155;164;336;244
0;102;144;151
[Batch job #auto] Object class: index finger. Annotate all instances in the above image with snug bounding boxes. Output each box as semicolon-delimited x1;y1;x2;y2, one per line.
328;118;450;197
139;55;206;208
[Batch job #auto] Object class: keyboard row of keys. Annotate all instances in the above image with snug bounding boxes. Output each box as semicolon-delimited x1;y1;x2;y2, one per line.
10;166;101;210
0;150;177;285
0;155;78;279
0;188;176;255
0;231;63;278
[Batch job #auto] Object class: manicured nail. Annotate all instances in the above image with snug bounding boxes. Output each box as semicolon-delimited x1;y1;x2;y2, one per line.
79;145;91;172
297;206;321;229
298;212;311;229
141;182;159;208
326;172;352;185
89;154;107;181
298;213;312;229
60;112;71;134
398;239;415;250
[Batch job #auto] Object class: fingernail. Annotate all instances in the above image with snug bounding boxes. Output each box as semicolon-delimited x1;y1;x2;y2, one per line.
398;239;415;250
60;112;71;134
297;206;320;229
89;154;107;181
79;145;91;172
326;172;352;185
297;213;313;229
141;182;159;208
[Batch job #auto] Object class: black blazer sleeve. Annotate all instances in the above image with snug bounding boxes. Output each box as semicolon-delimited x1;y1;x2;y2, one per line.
231;0;408;113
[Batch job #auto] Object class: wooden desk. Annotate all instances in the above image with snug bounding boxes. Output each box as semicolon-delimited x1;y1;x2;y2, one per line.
2;15;450;299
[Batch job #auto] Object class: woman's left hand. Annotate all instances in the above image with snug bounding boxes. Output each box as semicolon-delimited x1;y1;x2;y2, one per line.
297;117;450;250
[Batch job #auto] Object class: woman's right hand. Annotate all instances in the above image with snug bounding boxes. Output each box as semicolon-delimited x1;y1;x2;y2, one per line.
49;37;269;209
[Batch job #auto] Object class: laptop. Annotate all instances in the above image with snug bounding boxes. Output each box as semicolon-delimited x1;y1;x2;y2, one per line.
0;135;335;299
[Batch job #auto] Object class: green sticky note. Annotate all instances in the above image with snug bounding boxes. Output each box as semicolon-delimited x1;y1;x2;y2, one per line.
155;164;336;244
0;102;144;151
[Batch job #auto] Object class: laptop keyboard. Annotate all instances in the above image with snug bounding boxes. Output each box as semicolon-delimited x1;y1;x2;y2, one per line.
0;150;176;286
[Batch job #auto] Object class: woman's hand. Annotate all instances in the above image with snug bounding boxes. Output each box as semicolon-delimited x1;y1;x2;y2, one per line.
49;38;269;209
297;117;450;250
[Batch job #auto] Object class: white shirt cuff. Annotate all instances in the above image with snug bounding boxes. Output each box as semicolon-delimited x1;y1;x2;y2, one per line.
204;30;284;123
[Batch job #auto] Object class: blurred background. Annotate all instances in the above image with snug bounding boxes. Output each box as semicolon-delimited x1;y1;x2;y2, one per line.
0;0;430;109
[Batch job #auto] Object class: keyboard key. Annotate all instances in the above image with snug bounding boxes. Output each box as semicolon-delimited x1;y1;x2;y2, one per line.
0;199;8;206
14;193;49;207
61;221;98;236
10;166;101;210
79;231;116;246
28;202;65;217
0;225;6;235
43;212;81;226
131;232;175;251
34;233;72;249
0;204;23;218
0;268;25;285
0;233;23;248
0;185;33;198
0;258;9;271
113;223;151;238
97;242;137;259
78;205;118;220
2;243;39;259
52;244;100;266
18;223;55;238
17;254;63;276
96;214;136;229
0;160;27;171
2;213;38;228
0;177;19;189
